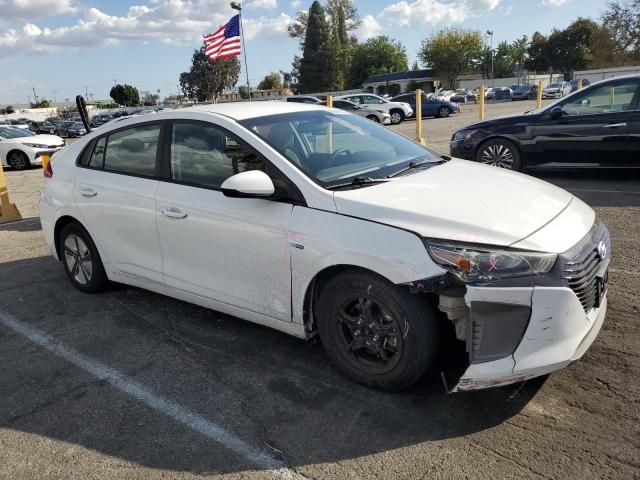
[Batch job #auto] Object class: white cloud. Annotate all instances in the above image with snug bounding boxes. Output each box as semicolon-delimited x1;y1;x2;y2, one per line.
0;0;293;57
378;0;501;27
290;0;301;8
246;0;278;8
542;0;569;5
0;0;77;20
357;14;381;40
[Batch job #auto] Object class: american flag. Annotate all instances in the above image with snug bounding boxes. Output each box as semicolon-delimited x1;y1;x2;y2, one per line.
203;15;241;61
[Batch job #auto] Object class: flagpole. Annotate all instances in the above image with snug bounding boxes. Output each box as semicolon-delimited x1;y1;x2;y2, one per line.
231;2;251;101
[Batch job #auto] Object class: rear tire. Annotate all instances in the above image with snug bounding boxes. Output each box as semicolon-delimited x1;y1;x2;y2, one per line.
7;151;30;170
389;110;404;125
316;270;438;391
59;223;108;293
475;138;523;171
438;106;450;118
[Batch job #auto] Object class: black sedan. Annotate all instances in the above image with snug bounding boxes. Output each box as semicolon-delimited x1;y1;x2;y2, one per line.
450;75;640;170
56;121;87;138
512;84;538;101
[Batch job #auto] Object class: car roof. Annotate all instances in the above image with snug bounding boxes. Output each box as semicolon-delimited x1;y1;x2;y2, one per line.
163;101;326;121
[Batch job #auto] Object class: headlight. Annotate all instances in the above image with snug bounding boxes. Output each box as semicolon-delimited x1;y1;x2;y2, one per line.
426;242;557;282
452;129;477;141
23;143;49;148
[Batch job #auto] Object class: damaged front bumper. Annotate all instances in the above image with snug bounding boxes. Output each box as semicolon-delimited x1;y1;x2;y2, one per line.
443;285;607;392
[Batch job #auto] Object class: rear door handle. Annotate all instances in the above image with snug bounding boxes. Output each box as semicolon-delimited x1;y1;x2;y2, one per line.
161;207;188;219
79;187;97;197
603;123;627;128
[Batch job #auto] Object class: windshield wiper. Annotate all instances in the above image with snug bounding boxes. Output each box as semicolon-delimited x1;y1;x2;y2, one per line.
326;176;389;190
387;157;447;178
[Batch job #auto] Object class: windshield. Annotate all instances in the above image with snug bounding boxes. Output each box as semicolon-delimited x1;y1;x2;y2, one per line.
515;86;530;92
241;110;441;188
547;83;560;88
0;127;34;139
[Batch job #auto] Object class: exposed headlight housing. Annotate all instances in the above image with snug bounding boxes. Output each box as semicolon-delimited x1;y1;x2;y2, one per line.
23;143;49;148
425;241;557;283
452;129;477;141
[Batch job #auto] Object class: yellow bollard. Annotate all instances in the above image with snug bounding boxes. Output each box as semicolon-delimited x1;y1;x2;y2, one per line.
326;95;333;153
479;85;485;120
577;78;583;90
40;154;51;170
0;161;23;224
537;80;543;110
415;89;425;145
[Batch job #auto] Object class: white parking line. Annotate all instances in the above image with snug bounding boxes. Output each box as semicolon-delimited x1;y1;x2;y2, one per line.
0;308;307;480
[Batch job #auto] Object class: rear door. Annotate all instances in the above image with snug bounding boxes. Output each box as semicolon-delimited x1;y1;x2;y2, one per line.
531;78;640;167
74;121;165;283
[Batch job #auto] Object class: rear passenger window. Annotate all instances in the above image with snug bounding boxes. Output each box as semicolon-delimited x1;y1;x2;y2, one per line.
102;124;160;176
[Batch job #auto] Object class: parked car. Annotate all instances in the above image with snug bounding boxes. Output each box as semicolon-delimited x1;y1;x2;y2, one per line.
450;89;476;103
511;84;538;100
335;93;413;125
327;99;391;124
41;101;609;393
29;121;58;135
435;89;455;102
90;115;114;128
0;126;65;170
7;119;31;129
285;95;323;104
56;121;87;138
391;93;457;118
542;81;572;98
570;78;591;91
45;117;64;126
450;75;640;170
493;87;512;100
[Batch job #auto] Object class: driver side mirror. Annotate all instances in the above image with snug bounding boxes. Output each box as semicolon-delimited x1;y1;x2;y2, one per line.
550;106;565;120
221;170;275;198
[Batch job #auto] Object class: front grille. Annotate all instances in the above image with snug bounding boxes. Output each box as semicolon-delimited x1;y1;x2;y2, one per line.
561;222;611;312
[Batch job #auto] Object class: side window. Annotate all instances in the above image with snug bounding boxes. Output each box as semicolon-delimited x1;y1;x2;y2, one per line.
170;122;266;189
89;137;106;168
562;81;639;116
347;96;362;104
103;124;161;176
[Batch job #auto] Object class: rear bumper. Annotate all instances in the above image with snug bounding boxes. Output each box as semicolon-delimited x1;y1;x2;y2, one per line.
448;285;607;392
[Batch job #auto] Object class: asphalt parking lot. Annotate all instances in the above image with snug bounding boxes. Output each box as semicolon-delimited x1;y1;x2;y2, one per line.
1;100;639;479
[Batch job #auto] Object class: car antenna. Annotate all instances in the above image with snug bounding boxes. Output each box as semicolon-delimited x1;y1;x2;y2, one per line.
76;95;91;133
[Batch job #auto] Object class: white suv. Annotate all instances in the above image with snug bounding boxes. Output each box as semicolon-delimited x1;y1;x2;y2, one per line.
335;93;413;125
40;102;609;392
542;81;572;99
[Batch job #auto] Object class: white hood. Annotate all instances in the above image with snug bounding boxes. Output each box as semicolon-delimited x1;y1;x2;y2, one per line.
7;134;64;147
333;159;575;249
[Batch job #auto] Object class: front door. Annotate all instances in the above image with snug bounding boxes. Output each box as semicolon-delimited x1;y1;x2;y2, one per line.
74;122;164;283
155;120;294;322
531;78;640;167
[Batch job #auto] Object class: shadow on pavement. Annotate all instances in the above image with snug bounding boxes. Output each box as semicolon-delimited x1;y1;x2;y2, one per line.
0;254;546;475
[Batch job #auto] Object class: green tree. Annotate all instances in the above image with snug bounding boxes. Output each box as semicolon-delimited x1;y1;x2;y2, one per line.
299;1;335;92
257;72;284;90
110;84;140;106
411;60;420;70
141;91;159;106
418;29;484;88
602;0;640;55
348;36;408;88
179;44;240;102
525;31;550;72
238;86;250;99
33;99;50;108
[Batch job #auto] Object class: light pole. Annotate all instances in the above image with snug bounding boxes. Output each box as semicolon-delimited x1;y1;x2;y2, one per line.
486;30;494;89
231;1;252;101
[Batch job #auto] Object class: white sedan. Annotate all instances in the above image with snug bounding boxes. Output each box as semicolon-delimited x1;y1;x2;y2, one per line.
40;102;608;392
542;81;572;99
0;126;66;170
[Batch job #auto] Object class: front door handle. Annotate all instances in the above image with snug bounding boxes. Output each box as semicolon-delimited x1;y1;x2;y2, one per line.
603;123;627;128
161;207;188;219
79;187;97;197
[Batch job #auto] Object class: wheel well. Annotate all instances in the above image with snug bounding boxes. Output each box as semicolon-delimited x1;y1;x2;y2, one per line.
389;108;404;117
473;136;521;161
53;215;82;259
6;149;28;161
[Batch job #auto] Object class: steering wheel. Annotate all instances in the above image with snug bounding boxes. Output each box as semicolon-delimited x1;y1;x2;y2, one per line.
327;148;352;168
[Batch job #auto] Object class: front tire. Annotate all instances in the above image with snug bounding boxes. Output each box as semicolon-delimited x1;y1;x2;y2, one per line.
438;106;450;118
476;138;523;171
316;270;438;391
59;223;108;293
389;110;404;125
7;151;30;170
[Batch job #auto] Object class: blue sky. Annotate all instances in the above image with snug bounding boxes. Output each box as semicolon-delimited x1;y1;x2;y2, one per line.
0;0;608;104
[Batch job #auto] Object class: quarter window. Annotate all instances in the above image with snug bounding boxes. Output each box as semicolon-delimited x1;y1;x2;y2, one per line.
561;81;639;116
89;137;106;168
102;124;161;176
170;122;266;189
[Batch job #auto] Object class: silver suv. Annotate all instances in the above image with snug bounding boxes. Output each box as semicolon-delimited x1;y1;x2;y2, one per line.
335;93;413;125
